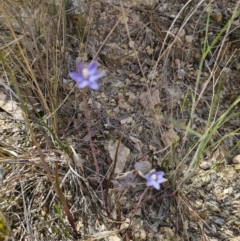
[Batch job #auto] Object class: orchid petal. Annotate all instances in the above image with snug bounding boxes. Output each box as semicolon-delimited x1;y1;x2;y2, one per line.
89;71;105;82
76;61;85;74
77;80;88;89
69;72;84;82
88;61;98;74
88;81;99;90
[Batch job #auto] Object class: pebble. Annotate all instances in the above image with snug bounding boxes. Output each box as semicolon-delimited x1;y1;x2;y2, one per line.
232;154;240;164
178;29;186;40
101;92;108;102
223;187;233;195
201;175;211;185
129;40;134;49
233;164;240;170
146;45;154;55
108;235;121;241
212;216;225;226
133;228;146;241
211;10;223;22
213;185;223;195
186;35;193;43
127;93;136;105
200;159;213;170
120;117;133;125
203;222;218;237
205;201;221;213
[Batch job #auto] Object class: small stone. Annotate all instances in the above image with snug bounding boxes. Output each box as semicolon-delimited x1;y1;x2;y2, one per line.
233;19;240;26
134;161;152;175
206;201;221;213
125;78;131;85
114;80;125;88
106;109;112;114
146;45;154;55
142;0;156;6
149;145;156;151
127;93;136;105
105;140;130;174
221;167;237;178
233;164;240;170
129;40;135;49
140;89;160;109
179;29;186;40
201;175;211;185
133;228;146;241
232;154;240;164
118;101;132;110
194;52;201;60
120;117;133;125
113;107;120;113
186;35;193;43
148;70;158;80
177;69;186;79
211;10;222;22
161;126;180;147
203;222;218;236
120;218;130;230
223;187;233;195
110;99;117;106
195;200;203;207
109;235;121;241
200;160;212;170
213;185;223;195
221;210;230;218
129;136;142;152
212;217;225;226
235;63;240;70
101;92;108;102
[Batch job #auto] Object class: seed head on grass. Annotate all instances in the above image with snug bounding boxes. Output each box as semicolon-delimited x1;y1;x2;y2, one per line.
145;169;167;190
69;60;105;90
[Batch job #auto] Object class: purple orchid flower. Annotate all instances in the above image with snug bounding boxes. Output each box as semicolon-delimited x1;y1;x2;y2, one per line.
145;169;167;190
69;60;105;90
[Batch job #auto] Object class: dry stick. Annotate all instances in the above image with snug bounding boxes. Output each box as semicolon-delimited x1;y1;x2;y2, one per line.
26;119;79;236
44;83;77;121
55;162;79;237
113;188;122;228
125;188;176;223
31;127;79;236
82;88;106;211
104;134;124;216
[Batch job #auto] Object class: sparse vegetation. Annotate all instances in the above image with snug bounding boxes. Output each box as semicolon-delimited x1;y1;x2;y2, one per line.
0;0;240;240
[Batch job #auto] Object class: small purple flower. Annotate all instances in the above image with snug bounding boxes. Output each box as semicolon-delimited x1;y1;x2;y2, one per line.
69;60;105;90
145;169;167;190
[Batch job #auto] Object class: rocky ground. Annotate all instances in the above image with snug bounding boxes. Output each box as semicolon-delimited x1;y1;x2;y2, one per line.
0;0;240;240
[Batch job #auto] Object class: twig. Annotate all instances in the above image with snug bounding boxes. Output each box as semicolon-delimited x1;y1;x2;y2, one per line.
105;134;124;216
